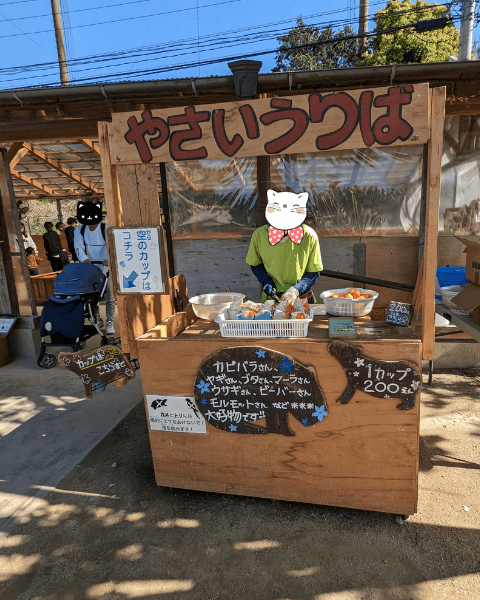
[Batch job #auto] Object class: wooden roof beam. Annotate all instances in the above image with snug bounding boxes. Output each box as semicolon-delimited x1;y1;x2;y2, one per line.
22;141;101;193
8;142;29;169
79;138;100;155
11;169;60;196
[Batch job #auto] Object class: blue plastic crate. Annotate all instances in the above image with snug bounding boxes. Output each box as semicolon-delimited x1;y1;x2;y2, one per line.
436;266;468;288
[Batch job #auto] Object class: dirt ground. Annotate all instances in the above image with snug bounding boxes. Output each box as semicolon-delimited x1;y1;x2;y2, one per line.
0;366;479;600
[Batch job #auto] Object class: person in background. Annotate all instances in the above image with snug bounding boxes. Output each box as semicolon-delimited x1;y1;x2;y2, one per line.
20;222;38;255
56;222;67;233
26;247;39;275
65;217;78;261
43;222;69;272
74;201;116;335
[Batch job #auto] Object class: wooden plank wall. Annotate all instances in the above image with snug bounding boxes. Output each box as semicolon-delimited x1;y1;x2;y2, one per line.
138;336;422;515
172;234;465;306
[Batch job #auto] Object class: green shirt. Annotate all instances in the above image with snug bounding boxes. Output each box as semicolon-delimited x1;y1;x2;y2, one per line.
246;224;323;294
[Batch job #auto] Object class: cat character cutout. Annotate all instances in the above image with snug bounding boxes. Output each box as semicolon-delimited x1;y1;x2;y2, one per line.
194;346;328;436
246;189;323;301
76;200;103;225
266;189;309;245
327;340;421;410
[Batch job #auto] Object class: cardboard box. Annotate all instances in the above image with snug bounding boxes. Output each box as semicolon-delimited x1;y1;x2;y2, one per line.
452;282;480;325
456;236;480;284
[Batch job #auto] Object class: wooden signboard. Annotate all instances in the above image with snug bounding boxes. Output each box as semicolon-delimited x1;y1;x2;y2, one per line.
108;226;170;295
111;83;430;164
58;346;135;399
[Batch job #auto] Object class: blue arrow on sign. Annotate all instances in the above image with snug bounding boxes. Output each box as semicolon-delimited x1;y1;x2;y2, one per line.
123;271;138;289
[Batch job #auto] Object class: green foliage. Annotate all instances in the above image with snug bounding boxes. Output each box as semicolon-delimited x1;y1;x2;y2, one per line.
274;16;358;71
357;0;459;66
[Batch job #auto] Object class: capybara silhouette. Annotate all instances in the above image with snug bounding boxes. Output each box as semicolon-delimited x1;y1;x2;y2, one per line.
327;340;421;410
194;346;327;435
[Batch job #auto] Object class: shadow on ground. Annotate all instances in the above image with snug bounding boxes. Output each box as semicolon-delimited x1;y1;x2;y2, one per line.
0;400;479;600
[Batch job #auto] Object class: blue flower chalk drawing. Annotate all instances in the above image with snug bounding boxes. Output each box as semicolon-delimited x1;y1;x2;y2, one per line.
312;405;328;422
301;418;309;426
196;380;210;394
228;424;238;432
200;398;208;406
255;349;266;359
278;357;293;373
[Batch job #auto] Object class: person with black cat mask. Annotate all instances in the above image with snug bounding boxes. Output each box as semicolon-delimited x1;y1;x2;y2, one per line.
74;200;116;335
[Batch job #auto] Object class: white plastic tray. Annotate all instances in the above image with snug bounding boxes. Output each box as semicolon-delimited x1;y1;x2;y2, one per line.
215;308;314;338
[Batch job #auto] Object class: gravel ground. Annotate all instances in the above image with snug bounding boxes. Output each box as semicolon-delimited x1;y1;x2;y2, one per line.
0;367;478;600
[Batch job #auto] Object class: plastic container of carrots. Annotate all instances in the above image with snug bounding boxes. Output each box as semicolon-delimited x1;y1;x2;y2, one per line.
320;288;379;317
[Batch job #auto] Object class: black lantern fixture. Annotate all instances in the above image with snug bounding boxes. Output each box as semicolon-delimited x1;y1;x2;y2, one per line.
228;60;262;99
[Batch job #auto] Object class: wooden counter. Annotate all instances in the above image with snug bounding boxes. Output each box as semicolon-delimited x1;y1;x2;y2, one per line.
136;316;422;516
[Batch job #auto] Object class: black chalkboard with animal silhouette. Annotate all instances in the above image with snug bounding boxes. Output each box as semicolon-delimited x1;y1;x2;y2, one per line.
327;340;421;410
59;345;135;399
193;346;328;435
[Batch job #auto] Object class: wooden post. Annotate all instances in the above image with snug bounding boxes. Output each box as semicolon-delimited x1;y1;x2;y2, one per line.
421;87;445;360
257;156;270;227
111;162;175;358
0;148;37;316
98;121;123;227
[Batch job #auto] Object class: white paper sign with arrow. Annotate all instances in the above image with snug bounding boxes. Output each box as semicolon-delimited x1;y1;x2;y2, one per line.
113;227;164;293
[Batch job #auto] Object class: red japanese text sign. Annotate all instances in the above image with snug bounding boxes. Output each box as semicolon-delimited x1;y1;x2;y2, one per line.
112;83;430;164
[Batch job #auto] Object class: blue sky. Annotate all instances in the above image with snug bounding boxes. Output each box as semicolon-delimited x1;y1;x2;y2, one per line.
0;0;475;90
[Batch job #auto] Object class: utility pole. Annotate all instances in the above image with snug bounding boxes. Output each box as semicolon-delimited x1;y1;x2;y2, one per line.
458;0;475;60
50;0;70;85
358;0;369;51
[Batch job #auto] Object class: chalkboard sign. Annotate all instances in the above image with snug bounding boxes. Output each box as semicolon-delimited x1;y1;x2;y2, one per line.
193;346;327;436
385;301;412;327
328;340;421;410
58;346;135;399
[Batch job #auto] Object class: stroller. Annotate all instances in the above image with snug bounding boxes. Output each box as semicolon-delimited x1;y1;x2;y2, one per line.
38;262;112;369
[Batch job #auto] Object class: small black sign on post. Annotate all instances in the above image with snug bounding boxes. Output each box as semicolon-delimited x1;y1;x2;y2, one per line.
385;301;412;327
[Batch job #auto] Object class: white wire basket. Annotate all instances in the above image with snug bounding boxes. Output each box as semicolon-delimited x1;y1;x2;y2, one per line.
320;288;378;317
215;308;314;338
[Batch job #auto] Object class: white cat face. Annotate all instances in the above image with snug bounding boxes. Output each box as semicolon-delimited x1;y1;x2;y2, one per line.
266;190;308;230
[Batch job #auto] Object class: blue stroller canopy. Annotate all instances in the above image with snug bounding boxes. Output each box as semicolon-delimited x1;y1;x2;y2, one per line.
54;262;106;296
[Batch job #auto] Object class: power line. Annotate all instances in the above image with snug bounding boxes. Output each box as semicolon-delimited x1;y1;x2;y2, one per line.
0;1;456;87
0;16;458;90
0;0;243;37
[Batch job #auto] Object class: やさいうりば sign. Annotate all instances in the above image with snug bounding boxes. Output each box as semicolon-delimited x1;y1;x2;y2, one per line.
112;84;430;165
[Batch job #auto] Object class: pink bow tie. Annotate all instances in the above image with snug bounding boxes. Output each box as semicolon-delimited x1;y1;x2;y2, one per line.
268;226;304;246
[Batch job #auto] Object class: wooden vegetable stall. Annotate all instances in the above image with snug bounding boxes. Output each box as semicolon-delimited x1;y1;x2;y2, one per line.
99;83;445;516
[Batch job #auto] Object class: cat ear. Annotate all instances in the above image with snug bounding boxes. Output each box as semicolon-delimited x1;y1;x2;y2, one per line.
78;203;84;208
266;189;278;203
95;202;102;208
296;192;309;205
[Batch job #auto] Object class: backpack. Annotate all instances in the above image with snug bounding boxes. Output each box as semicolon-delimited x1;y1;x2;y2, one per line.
80;223;106;241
